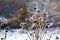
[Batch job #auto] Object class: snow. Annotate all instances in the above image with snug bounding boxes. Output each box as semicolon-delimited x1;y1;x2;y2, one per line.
0;27;60;40
0;29;30;40
0;17;7;23
41;27;60;40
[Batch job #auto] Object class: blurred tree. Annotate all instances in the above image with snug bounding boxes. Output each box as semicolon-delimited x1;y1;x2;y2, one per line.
15;6;31;22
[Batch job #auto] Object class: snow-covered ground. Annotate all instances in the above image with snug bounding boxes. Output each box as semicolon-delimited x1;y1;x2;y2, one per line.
0;29;30;40
0;27;60;40
41;27;60;40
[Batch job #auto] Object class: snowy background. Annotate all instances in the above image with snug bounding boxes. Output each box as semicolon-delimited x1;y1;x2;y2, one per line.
0;27;60;40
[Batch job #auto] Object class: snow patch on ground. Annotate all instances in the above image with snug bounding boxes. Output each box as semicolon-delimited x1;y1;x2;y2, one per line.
0;27;60;40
